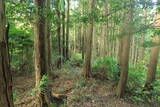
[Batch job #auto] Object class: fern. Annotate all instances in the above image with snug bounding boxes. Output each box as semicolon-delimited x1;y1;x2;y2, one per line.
39;75;50;94
29;75;50;96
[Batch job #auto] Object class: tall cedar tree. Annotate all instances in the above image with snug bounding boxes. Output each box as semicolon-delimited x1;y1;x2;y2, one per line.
56;0;62;68
145;36;160;89
34;0;52;106
144;0;160;89
66;0;70;60
46;0;52;72
83;0;95;78
0;0;14;106
116;0;133;97
62;0;66;61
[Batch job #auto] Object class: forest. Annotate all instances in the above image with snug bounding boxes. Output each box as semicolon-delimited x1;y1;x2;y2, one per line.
0;0;160;107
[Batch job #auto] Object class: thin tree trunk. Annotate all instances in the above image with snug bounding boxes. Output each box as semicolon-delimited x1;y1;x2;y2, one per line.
74;24;76;53
78;25;82;53
139;4;147;61
62;1;66;61
46;0;52;72
66;0;70;60
133;38;137;65
82;25;86;60
81;1;85;60
56;1;61;68
103;2;108;57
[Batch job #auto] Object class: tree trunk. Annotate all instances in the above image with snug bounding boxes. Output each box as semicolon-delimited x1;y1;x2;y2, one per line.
144;2;160;89
34;0;51;106
83;0;95;78
46;0;52;72
62;1;66;62
82;25;86;60
0;0;14;106
139;4;147;62
116;3;133;97
56;0;62;68
145;36;160;89
74;23;76;53
66;0;70;60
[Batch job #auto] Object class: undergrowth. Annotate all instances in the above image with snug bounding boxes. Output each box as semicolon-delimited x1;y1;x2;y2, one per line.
92;56;120;81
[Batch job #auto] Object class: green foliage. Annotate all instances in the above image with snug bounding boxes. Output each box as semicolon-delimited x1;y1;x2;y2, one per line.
58;0;65;12
13;90;20;102
153;29;160;35
30;75;50;97
92;56;120;81
9;25;34;74
142;41;160;48
29;88;36;97
39;75;50;93
51;104;58;107
127;62;160;103
69;53;83;67
127;63;147;91
129;79;160;103
63;54;82;69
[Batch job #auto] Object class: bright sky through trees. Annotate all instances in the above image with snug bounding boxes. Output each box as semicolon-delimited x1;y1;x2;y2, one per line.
70;0;78;9
153;0;157;2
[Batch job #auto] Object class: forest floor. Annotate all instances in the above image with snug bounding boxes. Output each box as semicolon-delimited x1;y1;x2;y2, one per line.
13;66;159;107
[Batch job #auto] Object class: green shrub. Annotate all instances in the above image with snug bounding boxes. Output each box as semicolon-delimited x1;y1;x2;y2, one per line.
9;25;34;74
127;62;160;103
70;53;83;67
30;75;50;96
92;56;120;81
129;79;160;103
127;63;147;92
39;75;50;93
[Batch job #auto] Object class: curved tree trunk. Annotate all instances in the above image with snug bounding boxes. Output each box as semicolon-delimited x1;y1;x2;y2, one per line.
116;1;133;97
0;0;14;106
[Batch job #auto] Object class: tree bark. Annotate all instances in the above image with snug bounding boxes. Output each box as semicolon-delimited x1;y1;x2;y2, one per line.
46;0;52;72
0;0;14;106
62;1;66;61
81;0;86;60
116;2;133;97
83;0;95;78
34;0;51;106
66;0;70;60
82;25;86;60
145;36;160;89
144;1;160;89
139;4;147;62
56;0;62;68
